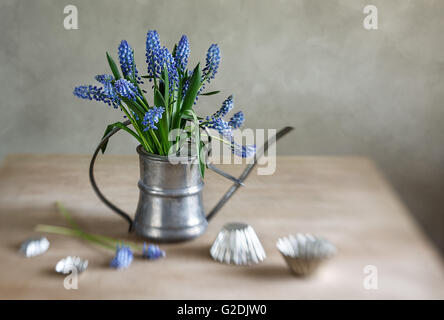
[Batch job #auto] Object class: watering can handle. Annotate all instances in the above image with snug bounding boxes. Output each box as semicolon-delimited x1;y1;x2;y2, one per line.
89;120;135;232
89;121;294;231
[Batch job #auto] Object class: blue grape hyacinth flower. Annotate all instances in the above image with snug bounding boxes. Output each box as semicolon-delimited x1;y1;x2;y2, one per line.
212;95;233;119
95;74;114;96
202;44;220;82
118;40;142;84
142;243;166;260
73;83;120;108
142;106;165;131
73;85;102;101
159;46;179;89
196;44;220;99
146;30;161;81
204;117;232;135
114;78;140;101
94;74;114;84
94;74;120;108
215;122;255;158
145;30;178;89
175;35;190;71
110;245;133;269
228;111;244;129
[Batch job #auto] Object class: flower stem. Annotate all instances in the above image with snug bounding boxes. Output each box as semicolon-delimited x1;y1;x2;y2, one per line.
35;224;115;250
149;129;165;155
201;132;232;145
121;104;154;153
35;224;144;252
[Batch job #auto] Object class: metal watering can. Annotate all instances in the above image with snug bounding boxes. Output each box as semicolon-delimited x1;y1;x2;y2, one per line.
89;120;293;242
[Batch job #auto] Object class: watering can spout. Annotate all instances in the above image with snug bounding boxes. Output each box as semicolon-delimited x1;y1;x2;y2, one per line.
89;122;293;240
205;126;294;221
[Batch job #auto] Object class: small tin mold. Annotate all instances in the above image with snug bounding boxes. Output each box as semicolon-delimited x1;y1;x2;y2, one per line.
19;237;50;258
55;256;88;274
210;222;266;265
277;233;336;276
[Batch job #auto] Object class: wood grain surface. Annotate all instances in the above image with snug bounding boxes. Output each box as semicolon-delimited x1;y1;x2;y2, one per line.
0;154;442;299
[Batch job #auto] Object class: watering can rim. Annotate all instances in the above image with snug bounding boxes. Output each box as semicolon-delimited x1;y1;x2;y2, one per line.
136;144;198;163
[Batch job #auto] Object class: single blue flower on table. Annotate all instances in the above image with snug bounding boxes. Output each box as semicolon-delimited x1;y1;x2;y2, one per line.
142;106;165;131
175;35;190;71
110;245;133;269
118;40;142;84
212;95;233;119
228;111;244;129
114;78;140;101
146;30;161;81
142;243;166;260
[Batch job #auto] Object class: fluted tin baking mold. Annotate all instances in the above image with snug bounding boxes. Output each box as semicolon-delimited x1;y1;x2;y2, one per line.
19;237;50;257
277;233;336;276
55;256;88;274
210;222;266;265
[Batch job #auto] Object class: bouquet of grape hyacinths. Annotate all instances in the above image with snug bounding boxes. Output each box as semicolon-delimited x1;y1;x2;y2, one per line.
74;30;255;177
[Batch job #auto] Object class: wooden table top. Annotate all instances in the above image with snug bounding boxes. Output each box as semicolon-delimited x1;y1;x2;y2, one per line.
0;154;442;299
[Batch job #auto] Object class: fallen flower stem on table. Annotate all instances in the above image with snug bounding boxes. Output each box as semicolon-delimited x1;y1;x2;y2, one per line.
35;224;143;252
35;202;144;253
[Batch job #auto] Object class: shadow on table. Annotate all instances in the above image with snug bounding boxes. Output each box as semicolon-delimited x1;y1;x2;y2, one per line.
236;264;294;281
165;243;212;260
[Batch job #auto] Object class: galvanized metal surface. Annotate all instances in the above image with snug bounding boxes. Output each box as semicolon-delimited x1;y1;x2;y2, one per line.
133;146;208;242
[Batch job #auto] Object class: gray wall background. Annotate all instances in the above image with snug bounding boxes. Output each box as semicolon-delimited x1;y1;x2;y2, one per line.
1;0;443;252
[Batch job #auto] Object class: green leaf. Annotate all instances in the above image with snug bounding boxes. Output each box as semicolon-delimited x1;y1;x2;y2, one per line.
141;75;154;79
181;64;201;114
154;89;169;154
121;97;145;120
161;68;169;109
100;123;115;154
172;76;185;127
100;121;142;154
113;122;143;143
131;49;136;82
106;52;121;80
199;90;220;96
172;44;177;59
181;113;203;121
198;138;205;178
154;89;166;107
56;202;81;231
